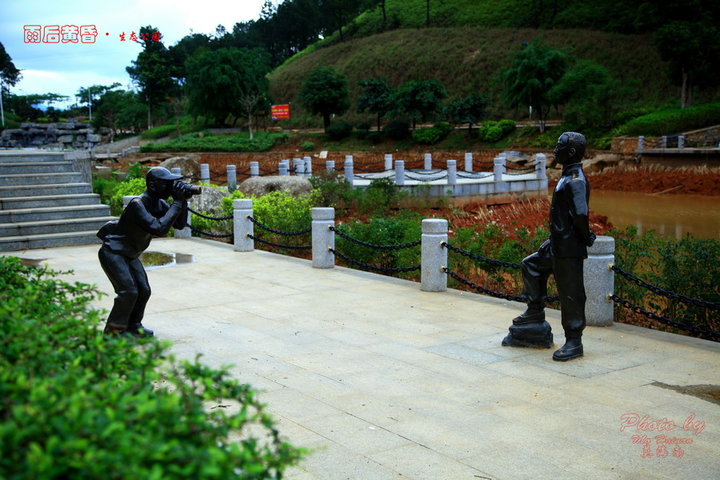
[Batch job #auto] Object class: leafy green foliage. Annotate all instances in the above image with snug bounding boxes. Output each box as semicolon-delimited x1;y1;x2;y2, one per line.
140;124;200;140
326;121;354;140
0;256;304;479
140;132;288;153
390;79;447;129
444;93;488;135
334;214;422;279
382;120;410;140
611;226;720;334
503;41;569;132
109;178;146;214
412;126;444;144
357;78;394;130
616;102;720;136
299;66;350;131
479;119;515;143
185;47;271;127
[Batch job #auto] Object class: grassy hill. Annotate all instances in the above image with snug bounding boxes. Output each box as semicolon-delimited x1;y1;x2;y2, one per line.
268;27;676;126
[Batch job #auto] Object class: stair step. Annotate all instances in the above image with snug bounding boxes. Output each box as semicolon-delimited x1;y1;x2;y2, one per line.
0;204;111;223
0;161;74;175
0;193;103;209
0;152;67;163
0;230;102;251
0;172;83;186
0;183;93;198
0;216;116;237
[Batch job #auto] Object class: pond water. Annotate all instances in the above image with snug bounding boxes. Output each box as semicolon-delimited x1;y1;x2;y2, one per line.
140;251;195;269
590;190;720;240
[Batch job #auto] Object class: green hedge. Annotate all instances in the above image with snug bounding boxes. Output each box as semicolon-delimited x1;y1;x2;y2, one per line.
617;102;720;136
141;132;288;153
0;257;303;479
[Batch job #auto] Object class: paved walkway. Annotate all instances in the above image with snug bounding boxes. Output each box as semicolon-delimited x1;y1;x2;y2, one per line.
11;238;720;480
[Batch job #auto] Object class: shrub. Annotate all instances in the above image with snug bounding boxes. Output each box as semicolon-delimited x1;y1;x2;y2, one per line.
140;132;288;153
412;127;444;144
617;102;720;136
0;256;304;479
382;120;410;140
300;140;315;151
109;177;146;214
326;121;354;140
497;119;516;136
434;121;453;135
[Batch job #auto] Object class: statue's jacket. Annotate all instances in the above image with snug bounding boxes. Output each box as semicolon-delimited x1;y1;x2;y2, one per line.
97;193;186;259
548;162;593;259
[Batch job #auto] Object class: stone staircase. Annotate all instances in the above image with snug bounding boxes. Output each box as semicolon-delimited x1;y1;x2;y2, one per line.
0;151;116;251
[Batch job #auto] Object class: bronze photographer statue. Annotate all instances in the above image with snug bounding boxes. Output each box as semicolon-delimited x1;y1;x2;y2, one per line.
502;132;596;361
97;167;199;337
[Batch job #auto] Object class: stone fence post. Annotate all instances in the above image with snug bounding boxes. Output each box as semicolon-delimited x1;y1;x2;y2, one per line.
312;207;335;269
637;136;644;152
678;135;685;149
395;160;405;186
464;152;473;172
424;153;432;170
326;160;335;172
384;154;393;171
200;163;210;183
447;160;457;185
344;156;354;185
421;219;448;292
250;161;259;177
233;199;254;252
304;156;313;176
279;160;289;176
584;236;615;326
493;155;505;182
535;153;547;180
122;195;139;208
227;165;237;192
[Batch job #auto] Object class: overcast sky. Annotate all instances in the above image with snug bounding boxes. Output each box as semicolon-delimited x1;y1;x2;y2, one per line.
1;0;267;106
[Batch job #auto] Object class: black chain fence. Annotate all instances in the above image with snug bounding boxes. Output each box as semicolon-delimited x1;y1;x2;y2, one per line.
611;294;720;342
248;234;311;250
329;248;420;274
189;225;233;239
442;241;559;303
188;207;233;221
331;226;421;250
248;216;312;236
611;265;720;310
329;226;421;275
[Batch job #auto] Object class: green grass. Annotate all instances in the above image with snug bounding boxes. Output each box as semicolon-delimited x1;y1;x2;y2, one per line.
140;131;289;153
269;27;678;125
616;102;720;136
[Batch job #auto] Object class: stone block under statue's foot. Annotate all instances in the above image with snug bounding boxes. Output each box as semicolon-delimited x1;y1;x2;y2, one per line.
501;321;553;348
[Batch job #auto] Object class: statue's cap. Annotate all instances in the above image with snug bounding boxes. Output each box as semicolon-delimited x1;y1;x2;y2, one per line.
146;167;182;182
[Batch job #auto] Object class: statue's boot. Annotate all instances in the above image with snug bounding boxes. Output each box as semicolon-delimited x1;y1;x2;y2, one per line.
552;336;583;361
129;323;154;337
103;322;133;338
502;309;553;349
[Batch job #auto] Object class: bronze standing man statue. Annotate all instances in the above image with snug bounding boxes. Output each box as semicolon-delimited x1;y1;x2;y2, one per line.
97;167;193;337
502;132;596;361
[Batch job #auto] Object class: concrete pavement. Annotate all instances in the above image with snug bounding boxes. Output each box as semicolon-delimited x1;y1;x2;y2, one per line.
10;237;720;480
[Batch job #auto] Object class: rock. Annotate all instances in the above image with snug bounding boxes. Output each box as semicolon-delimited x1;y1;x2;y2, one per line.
189;185;229;212
160;155;201;180
239;176;313;197
87;134;102;143
57;135;74;143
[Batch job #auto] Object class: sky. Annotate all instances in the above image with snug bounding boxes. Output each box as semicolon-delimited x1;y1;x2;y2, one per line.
1;0;268;107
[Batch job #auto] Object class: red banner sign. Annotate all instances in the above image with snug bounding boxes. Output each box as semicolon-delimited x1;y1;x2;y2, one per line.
271;104;290;120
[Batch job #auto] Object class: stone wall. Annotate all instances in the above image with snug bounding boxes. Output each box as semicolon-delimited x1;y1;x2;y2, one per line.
683;125;720;147
0;121;105;149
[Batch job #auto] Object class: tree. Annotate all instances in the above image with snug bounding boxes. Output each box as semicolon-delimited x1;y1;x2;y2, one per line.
655;21;720;108
390;79;446;129
126;26;176;128
299;66;350;131
185;48;270;134
548;60;625;130
357;78;394;131
503;42;569;132
0;42;21;127
444;93;488;136
76;83;121;121
94;90;147;140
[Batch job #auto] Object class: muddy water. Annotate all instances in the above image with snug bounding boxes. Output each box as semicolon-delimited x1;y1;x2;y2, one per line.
590;190;720;239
